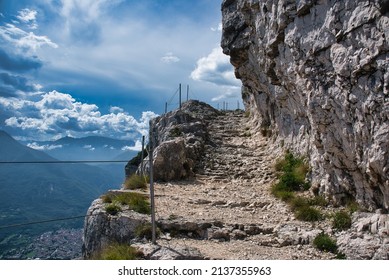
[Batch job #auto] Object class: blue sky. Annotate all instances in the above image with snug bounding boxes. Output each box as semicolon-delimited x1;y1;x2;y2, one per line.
0;0;241;142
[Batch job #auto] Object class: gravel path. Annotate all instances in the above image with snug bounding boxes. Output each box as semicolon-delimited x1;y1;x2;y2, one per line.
153;111;334;259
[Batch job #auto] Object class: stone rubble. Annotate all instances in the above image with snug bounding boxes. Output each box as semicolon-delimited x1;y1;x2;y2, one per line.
337;211;389;259
152;109;334;259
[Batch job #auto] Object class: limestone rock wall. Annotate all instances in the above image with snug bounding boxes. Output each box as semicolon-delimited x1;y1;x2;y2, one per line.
82;197;150;259
141;100;220;181
221;0;389;210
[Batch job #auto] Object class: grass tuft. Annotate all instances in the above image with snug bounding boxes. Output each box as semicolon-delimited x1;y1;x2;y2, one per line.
271;184;295;202
102;192;150;215
309;195;328;207
289;196;309;211
313;233;338;253
271;151;324;221
274;151;310;192
124;174;148;190
332;211;352;231
105;202;121;215
93;243;143;260
295;205;322;222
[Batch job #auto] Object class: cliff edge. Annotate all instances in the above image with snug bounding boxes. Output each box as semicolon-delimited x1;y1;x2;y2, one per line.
221;0;389;210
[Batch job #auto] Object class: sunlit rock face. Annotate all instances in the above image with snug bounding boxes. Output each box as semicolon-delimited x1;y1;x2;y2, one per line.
140;100;220;181
222;0;389;210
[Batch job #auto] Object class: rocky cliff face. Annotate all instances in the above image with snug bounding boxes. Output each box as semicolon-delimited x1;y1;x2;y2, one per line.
140;100;220;181
222;0;389;210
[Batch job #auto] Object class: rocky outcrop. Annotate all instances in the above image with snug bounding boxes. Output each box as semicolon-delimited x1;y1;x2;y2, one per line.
140;100;220;181
337;211;389;259
82;193;205;259
82;196;150;259
222;0;389;210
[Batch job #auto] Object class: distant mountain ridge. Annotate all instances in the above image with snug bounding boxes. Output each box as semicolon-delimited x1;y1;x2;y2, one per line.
52;135;134;148
0;130;56;162
22;135;137;161
0;130;120;252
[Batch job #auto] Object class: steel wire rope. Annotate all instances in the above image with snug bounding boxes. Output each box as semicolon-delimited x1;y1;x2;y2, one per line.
0;213;100;230
0;141;147;229
167;87;179;106
0;160;130;164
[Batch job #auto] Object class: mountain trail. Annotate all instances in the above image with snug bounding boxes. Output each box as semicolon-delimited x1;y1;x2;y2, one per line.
153;111;333;259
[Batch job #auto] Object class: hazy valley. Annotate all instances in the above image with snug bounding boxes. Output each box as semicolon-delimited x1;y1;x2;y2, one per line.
0;130;137;259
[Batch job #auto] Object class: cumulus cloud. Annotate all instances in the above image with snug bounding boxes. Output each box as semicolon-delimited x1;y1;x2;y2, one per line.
121;139;143;152
17;9;38;29
0;11;55;99
190;47;240;87
161;52;180;64
1;90;158;140
27;142;62;150
0;73;37;97
110;106;124;113
0;23;58;51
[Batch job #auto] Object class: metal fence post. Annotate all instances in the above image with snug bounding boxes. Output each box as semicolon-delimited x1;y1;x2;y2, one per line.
179;83;182;110
140;135;145;176
148;122;156;244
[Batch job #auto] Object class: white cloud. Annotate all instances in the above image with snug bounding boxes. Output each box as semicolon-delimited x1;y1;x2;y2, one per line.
83;145;95;151
190;47;240;88
110;106;124;113
27;142;62;151
161;52;180;64
1;90;158;140
60;0;122;20
121;139;143;152
0;23;58;52
17;9;38;29
211;91;239;102
211;23;222;32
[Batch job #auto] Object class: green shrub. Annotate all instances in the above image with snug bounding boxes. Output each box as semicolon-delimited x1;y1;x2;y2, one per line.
124;174;148;190
335;252;347;259
346;200;360;213
105;202;121;215
102;192;150;215
271;184;295;202
290;196;309;211
127;193;151;214
332;211;352;231
295;205;322;222
101;194;113;203
274;151;310;192
313;233;338;253
271;152;323;222
94;243;143;260
309;195;328;207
